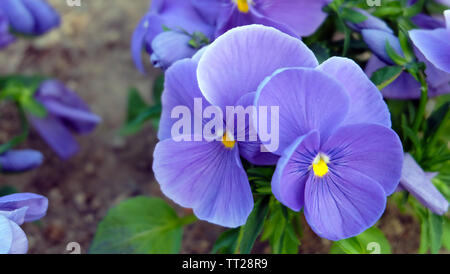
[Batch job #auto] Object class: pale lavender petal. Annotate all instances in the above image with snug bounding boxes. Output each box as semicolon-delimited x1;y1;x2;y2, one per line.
362;29;403;64
304;167;386;241
254;68;349;155
0;10;15;49
0;193;48;222
410;28;450;74
272;131;320;211
150;31;198;69
400;154;449;215
0;149;43;172
322;124;403;195
7;220;28;254
190;0;222;26
318;57;391;127
411;14;445;30
158;59;211;140
154;0;214;37
0;215;13;254
29;115;79;160
232;92;279;165
197;25;318;111
41;100;101;127
446;10;450;28
254;0;329;37
153;137;253;228
21;0;60;35
35;80;100;134
215;5;298;38
0;207;28;225
1;0;34;35
131;12;162;73
437;0;450;7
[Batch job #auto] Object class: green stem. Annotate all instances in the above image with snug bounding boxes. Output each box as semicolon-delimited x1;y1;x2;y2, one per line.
412;71;428;133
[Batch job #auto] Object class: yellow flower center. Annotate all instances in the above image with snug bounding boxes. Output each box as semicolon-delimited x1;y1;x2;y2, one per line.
222;132;236;149
312;153;330;177
236;0;250;13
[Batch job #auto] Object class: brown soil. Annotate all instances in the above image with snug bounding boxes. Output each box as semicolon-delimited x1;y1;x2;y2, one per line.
0;0;424;254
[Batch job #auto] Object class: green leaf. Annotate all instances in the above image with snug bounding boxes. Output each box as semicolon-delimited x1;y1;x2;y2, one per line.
152;74;165;105
239;196;270;254
211;228;240;254
386;41;408;66
370;65;404;90
262;201;300;254
331;237;363;254
0;185;18;196
21;96;47;117
126;88;149;123
424;102;450;150
330;227;391;254
119;105;162;136
341;7;368;23
0;75;47;93
90;197;184;254
442;218;450;251
372;6;403;18
404;0;425;17
428;213;444;254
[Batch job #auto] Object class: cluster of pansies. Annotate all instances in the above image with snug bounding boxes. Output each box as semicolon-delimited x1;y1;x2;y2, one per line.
127;0;450;247
1;0;450;254
0;0;100;253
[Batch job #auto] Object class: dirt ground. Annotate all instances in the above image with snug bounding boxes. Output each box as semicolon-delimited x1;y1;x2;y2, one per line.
0;0;423;254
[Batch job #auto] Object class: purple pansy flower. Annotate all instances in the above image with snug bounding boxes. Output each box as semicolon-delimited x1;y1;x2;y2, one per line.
363;23;450;99
0;149;43;173
0;0;60;36
0;9;14;49
29;80;101;160
398;154;448;215
133;0;330;72
0;193;48;254
410;10;450;75
150;30;200;69
131;0;215;72
255;64;403;240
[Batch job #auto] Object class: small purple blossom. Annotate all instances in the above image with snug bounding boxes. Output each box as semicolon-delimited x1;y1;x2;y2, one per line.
29;80;101;160
0;149;43;173
0;9;14;49
410;10;450;75
363;19;450;99
131;0;215;73
398;154;448;215
150;30;200;69
0;0;60;36
0;193;48;254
